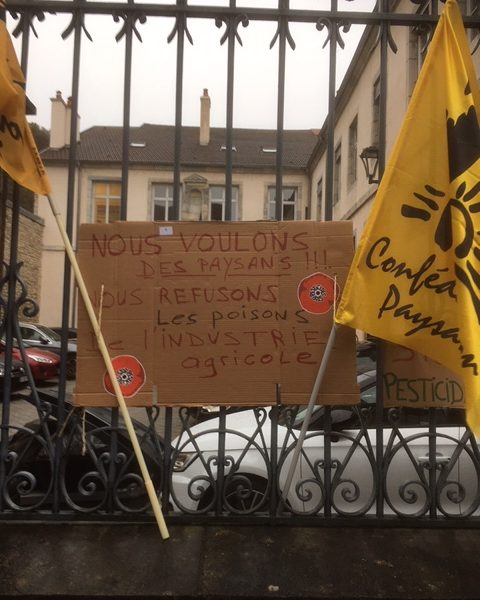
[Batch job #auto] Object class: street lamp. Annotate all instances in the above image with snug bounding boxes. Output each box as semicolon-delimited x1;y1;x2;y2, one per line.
360;146;379;184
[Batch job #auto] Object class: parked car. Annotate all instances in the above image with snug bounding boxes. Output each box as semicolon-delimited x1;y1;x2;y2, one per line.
5;373;476;519
170;371;474;517
0;355;27;396
6;391;165;510
49;327;77;341
17;323;77;379
1;340;60;382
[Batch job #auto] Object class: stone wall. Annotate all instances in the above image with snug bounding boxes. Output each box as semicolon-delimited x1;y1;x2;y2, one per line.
2;204;44;323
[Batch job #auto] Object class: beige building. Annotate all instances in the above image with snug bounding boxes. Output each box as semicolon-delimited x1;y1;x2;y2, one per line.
40;90;318;326
310;0;480;242
38;0;480;327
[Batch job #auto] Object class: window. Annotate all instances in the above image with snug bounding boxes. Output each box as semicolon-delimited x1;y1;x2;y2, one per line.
209;185;239;221
19;325;47;343
372;78;380;148
268;187;297;220
316;178;323;221
461;0;472;16
333;144;341;207
348;117;358;187
92;181;121;224
152;183;174;221
408;3;432;94
466;1;478;42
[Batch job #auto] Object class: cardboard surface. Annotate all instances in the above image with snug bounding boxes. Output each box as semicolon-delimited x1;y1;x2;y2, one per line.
75;221;359;407
383;342;465;408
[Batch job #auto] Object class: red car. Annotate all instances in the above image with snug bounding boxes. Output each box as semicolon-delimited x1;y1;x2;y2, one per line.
1;341;60;382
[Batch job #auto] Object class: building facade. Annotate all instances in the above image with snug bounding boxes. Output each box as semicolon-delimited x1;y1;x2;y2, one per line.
38;0;480;327
309;0;480;241
40;90;318;326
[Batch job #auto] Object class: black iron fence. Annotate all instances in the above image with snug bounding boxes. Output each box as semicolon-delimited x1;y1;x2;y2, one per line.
1;0;480;526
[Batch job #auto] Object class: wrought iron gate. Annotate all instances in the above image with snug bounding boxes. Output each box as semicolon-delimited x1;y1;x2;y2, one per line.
1;0;480;526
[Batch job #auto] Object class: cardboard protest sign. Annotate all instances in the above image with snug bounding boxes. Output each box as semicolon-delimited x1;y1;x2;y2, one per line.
74;221;359;407
383;342;465;408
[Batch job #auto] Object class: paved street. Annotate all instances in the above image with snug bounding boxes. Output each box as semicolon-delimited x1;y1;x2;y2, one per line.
1;522;480;599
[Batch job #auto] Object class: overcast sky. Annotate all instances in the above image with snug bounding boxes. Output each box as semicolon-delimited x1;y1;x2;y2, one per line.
10;0;376;132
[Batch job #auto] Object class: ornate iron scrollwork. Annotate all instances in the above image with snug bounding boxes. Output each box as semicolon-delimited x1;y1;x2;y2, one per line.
113;11;147;43
61;3;93;42
8;7;49;39
316;18;353;51
167;0;193;45
215;13;249;47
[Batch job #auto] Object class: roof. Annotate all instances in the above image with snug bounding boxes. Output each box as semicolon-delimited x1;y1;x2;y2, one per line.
41;124;319;171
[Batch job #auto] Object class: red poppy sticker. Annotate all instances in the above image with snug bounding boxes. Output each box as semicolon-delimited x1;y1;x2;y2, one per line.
297;272;339;315
103;355;146;398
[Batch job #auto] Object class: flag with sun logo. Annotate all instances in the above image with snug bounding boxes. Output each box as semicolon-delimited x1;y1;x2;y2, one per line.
335;0;480;434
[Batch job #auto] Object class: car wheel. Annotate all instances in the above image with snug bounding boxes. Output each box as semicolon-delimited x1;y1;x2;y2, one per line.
197;473;269;514
224;473;269;512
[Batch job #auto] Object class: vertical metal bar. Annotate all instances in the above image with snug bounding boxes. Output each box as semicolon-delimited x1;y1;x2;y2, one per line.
0;180;19;513
120;5;134;221
375;340;385;516
172;0;186;221
377;0;388;178
215;407;227;516
53;10;83;512
224;0;236;222
0;173;5;496
375;0;389;518
323;1;338;222
428;408;437;518
269;385;280;515
1;7;42;511
162;407;173;512
0;173;6;276
18;8;30;74
0;7;33;510
107;408;119;512
275;0;287;221
323;406;332;517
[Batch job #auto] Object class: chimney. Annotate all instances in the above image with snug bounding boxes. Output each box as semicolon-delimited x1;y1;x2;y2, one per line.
199;88;211;146
50;91;80;149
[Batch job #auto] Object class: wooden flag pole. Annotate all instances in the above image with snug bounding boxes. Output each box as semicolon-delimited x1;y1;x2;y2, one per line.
47;195;169;540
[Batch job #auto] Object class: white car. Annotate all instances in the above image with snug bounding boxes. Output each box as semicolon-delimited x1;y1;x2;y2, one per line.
170;372;479;518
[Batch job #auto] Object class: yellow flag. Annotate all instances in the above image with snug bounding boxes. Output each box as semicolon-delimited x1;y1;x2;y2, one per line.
0;1;50;195
335;1;480;434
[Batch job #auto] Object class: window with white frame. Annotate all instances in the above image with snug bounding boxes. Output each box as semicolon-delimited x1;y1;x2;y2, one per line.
333;144;341;206
268;186;297;220
152;183;174;220
348;116;358;187
92;180;121;224
209;185;239;221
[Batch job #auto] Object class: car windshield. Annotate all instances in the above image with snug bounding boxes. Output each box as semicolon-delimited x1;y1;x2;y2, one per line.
37;325;61;342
